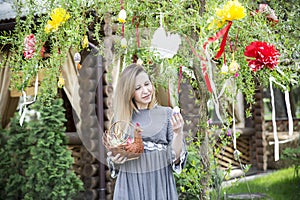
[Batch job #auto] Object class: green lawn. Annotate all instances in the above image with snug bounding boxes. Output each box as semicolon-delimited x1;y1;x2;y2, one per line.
223;167;300;200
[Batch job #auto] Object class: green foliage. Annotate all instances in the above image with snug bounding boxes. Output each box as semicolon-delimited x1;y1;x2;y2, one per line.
223;167;300;200
1;0;299;199
0;97;83;200
175;128;235;199
282;144;300;177
175;135;203;199
1;0;298;105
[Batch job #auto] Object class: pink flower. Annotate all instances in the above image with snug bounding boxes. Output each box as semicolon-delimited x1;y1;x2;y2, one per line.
258;4;278;23
244;41;280;72
24;34;36;59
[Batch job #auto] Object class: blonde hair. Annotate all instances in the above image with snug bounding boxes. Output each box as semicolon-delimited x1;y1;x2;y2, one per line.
113;64;157;123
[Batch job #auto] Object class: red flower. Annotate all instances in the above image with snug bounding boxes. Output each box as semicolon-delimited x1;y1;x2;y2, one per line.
244;41;280;72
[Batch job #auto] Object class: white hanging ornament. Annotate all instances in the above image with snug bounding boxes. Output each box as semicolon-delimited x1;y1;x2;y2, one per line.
121;38;127;48
136;58;143;66
150;13;181;59
221;64;229;74
118;9;127;23
229;60;239;74
74;52;81;70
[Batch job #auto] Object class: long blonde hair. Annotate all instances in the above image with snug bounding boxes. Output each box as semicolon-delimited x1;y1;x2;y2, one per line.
113;64;157;123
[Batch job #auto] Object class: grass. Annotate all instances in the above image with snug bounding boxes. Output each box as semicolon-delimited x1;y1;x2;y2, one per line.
222;167;300;200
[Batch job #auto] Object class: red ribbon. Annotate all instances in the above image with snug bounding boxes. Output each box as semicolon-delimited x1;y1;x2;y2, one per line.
136;23;140;48
203;21;233;59
186;36;212;93
177;66;182;93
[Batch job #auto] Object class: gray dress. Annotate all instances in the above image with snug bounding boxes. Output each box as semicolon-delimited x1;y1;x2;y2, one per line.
108;105;188;200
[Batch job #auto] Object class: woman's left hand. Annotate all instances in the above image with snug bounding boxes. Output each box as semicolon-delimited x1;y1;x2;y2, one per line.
171;113;184;135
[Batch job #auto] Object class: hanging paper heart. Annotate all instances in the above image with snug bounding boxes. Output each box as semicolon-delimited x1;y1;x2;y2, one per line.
150;27;181;59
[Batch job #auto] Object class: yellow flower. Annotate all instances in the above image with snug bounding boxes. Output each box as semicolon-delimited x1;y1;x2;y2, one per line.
82;35;89;49
51;8;70;24
57;73;65;88
216;0;246;23
45;8;70;33
118;9;127;23
208;18;226;29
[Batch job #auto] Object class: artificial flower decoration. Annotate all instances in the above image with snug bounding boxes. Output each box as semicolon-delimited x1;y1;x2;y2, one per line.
118;9;127;23
82;35;89;49
45;8;70;33
257;4;278;23
121;37;127;48
57;72;65;88
136;58;143;66
229;60;239;74
203;0;246;60
24;34;36;59
221;64;229;74
216;0;246;25
244;41;280;72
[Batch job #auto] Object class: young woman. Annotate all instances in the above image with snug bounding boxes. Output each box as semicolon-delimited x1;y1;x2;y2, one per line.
107;63;187;200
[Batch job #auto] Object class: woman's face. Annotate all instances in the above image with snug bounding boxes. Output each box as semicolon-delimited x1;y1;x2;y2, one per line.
133;71;153;109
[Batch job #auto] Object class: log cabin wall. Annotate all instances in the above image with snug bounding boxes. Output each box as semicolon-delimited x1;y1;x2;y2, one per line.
253;86;268;171
179;77;254;170
265;119;300;169
101;13;115;200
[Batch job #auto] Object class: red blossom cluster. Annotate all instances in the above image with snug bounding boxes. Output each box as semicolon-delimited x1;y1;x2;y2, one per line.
244;41;280;72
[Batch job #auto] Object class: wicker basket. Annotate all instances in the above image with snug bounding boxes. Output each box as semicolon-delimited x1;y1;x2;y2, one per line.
103;121;144;161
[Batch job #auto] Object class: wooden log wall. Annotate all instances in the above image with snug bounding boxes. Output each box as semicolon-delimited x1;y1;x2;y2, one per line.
102;13;116;200
179;78;201;137
216;134;252;169
264;119;300;132
253;87;268;171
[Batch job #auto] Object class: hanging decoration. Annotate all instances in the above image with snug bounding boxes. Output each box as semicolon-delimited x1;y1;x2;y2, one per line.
19;65;39;126
74;52;81;70
118;1;127;49
44;7;70;33
150;12;181;59
244;41;280;72
204;0;246;59
82;35;89;49
244;41;293;161
251;4;278;24
23;34;36;59
57;72;65;88
200;0;245;93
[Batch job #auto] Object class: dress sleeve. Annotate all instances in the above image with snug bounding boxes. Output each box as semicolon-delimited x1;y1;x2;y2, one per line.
166;107;188;174
106;157;120;178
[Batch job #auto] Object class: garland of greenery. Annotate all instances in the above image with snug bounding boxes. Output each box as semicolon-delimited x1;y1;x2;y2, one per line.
0;0;299;199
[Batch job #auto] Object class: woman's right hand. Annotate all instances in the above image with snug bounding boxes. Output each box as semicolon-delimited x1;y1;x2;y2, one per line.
107;151;127;164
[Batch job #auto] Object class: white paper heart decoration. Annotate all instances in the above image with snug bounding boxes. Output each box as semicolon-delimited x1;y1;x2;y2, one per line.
150;27;181;59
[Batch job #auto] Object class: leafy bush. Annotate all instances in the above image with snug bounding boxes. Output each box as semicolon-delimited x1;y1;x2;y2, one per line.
0;97;83;200
282;144;300;177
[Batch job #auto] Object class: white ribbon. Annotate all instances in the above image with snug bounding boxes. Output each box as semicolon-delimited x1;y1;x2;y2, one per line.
232;91;237;150
269;77;293;161
19;68;39;126
204;48;224;124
